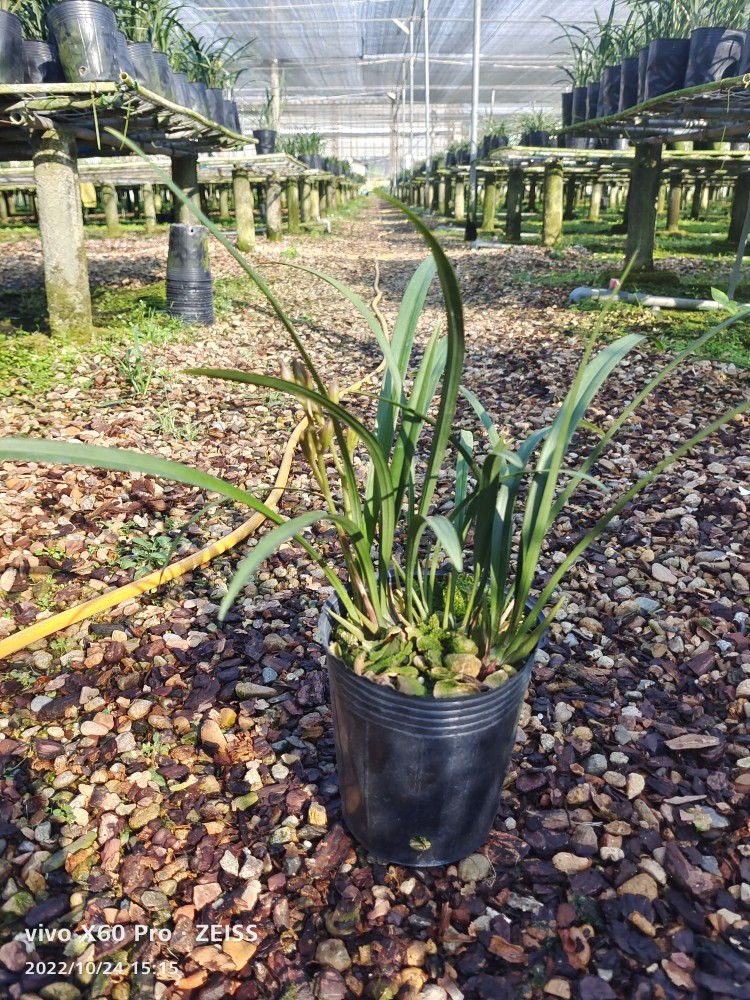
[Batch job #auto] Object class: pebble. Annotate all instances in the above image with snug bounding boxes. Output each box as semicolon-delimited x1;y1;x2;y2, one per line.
39;985;82;1000
129;804;160;830
540;733;556;752
609;751;629;765
635;597;660;613
316;939;352;972
239;855;264;880
30;695;53;713
638;858;667;885
614;725;635;745
736;679;750;698
419;988;448;1000
308;802;328;827
127;699;152;720
543;979;571;999
52;770;77;790
552;852;592;874
140;890;169;911
79;686;99;704
80;721;109;738
220;850;240;876
236;681;278;698
736;756;750;769
554;702;574;725
200;719;227;751
600;846;625;862
219;708;237;728
566;784;591;806
627;774;646;799
585;754;608;777
271;763;290;780
115;732;136;753
458;853;493;882
572;726;594;741
262;667;279;683
652;564;678;585
617;873;659;899
571;825;598;855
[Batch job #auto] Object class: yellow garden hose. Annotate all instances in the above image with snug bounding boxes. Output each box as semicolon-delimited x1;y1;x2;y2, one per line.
0;263;389;662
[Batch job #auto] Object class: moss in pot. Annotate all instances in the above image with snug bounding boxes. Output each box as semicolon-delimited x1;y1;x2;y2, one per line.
2;137;750;864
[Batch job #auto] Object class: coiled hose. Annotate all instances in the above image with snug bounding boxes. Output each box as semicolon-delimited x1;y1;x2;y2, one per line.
0;263;389;661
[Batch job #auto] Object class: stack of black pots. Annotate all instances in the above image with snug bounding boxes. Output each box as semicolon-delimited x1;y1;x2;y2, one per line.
166;224;214;326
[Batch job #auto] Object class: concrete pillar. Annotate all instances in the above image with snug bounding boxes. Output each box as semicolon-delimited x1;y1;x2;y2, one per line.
588;182;603;222
0;191;8;223
564;177;577;220
154;188;163;215
310;183;321;222
701;183;710;215
287;177;301;234
232;167;255;253
454;180;466;221
657;182;667;215
691;179;703;219
625;143;662;272
729;172;750;246
171;154;200;223
219;185;230;220
666;172;682;233
527;178;537;213
142;182;156;235
32;126;92;339
101;182;120;236
505;167;524;243
542;160;564;247
266;175;283;241
438;176;447;215
482;174;497;231
324;181;335;214
301;179;312;222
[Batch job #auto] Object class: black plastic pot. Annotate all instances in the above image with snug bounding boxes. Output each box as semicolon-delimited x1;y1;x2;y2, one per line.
740;18;750;73
684;27;744;88
609;138;630;151
572;85;588;123
637;44;650;103
22;41;63;84
115;30;135;78
445;151;456;167
528;130;550;147
46;0;121;83
253;128;276;154
644;37;691;101
457;147;470;165
172;72;191;110
152;50;175;100
0;10;23;85
192;80;209;117
166;223;214;325
561;91;573;127
320;594;546;866
482;135;493;157
600;64;621;117
225;101;241;134
494;135;508;149
586;82;600;120
127;42;161;94
619;55;639;111
206;88;224;126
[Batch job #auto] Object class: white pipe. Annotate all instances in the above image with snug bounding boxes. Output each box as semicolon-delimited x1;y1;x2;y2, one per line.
423;0;431;206
468;0;482;227
568;287;725;310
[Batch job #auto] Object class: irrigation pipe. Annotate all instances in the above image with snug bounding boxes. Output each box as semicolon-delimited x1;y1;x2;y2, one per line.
568;287;729;310
0;265;389;662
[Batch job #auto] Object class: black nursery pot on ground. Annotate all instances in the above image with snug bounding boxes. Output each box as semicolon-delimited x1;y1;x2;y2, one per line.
45;0;121;83
253;129;276;154
0;10;23;85
683;26;744;88
319;595;545;866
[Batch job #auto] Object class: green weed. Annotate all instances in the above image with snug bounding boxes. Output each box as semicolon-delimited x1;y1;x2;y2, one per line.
150;403;200;441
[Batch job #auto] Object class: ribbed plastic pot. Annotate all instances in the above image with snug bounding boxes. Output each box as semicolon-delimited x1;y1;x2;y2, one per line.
253;129;277;154
172;72;191;110
600;64;621;117
152;50;174;99
115;30;135;78
619;56;639;111
586;82;600;121
206;88;224;126
572;85;588;123
0;10;23;85
319;594;545;866
644;37;690;101
45;0;120;83
684;27;744;88
166;224;214;325
127;42;161;94
22;40;63;84
561;91;573;127
637;44;650;103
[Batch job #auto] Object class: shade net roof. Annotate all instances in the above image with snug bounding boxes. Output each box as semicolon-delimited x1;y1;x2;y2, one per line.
186;0;623;170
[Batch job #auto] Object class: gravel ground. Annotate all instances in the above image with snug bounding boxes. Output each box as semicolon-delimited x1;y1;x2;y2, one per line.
0;200;749;1000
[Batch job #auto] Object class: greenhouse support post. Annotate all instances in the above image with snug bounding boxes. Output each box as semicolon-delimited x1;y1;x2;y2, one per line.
31;125;93;340
729;173;750;247
219;185;230;220
588;182;602;222
266;175;283;241
172;154;200;223
301;178;312;221
505;167;523;243
423;0;431;207
101;182;121;237
667;171;682;233
142;182;156;234
232;167;255;254
287;178;301;234
542;159;564;247
482;174;497;231
467;0;482;236
625;143;662;272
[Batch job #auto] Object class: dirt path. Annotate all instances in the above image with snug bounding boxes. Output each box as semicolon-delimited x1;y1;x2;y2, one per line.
0;200;749;1000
